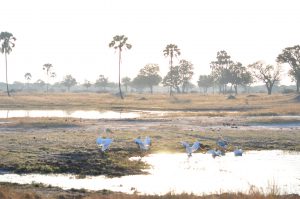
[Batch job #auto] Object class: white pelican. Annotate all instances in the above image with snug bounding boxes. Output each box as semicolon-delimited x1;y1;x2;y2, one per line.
181;141;201;157
135;136;151;150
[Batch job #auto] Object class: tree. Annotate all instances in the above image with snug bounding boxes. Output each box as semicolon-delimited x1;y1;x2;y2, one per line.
95;75;109;91
228;62;250;94
136;63;162;94
198;75;214;93
61;75;77;92
240;70;253;93
83;80;92;91
34;79;46;90
162;65;182;93
0;32;16;96
277;45;300;92
178;60;194;93
122;77;131;92
43;63;55;93
210;50;233;94
109;35;132;99
24;73;32;90
163;44;181;95
248;61;282;95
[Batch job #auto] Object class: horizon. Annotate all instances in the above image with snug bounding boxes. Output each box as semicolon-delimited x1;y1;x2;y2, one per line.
0;0;300;86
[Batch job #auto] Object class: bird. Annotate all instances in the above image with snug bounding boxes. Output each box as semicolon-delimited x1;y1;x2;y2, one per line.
96;128;113;152
233;147;243;156
134;136;151;150
96;137;112;152
207;149;223;158
216;136;228;150
180;141;201;157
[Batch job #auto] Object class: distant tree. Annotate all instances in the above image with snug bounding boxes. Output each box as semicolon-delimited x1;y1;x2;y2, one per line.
163;65;182;93
109;35;132;99
24;73;32;90
95;75;109;91
228;62;250;94
43;63;55;93
197;75;214;93
163;44;181;95
138;63;162;94
184;81;196;93
61;75;77;92
210;50;233;94
34;79;46;90
277;45;300;92
83;80;92;91
131;75;147;92
122;77;131;92
248;61;282;95
178;60;194;93
0;32;16;96
240;70;253;93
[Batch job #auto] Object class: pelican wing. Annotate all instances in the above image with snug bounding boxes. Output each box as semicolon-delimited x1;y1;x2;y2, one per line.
234;149;243;156
207;149;216;155
134;138;143;145
180;141;190;148
96;137;104;145
217;140;228;148
144;136;151;146
191;141;200;153
102;138;112;151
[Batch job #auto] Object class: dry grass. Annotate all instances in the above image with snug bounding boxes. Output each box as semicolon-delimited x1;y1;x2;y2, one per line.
0;92;299;115
0;182;299;199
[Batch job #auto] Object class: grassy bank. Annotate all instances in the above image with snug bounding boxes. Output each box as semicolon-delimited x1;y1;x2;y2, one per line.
0;117;299;176
0;182;299;199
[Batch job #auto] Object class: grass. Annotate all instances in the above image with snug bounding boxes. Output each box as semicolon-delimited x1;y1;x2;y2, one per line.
0;116;299;176
0;182;299;199
0;92;299;116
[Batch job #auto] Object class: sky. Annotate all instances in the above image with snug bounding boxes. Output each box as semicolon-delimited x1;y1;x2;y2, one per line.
0;0;300;85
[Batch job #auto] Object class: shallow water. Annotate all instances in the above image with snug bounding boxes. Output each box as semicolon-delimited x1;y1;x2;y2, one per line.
0;150;299;195
0;110;140;119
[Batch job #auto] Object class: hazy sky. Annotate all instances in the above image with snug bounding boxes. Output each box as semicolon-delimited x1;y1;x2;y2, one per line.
0;0;300;85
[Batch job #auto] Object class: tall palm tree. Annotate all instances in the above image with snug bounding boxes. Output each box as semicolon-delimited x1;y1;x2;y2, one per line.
24;73;32;90
0;32;16;96
163;44;180;95
43;63;53;94
109;35;132;99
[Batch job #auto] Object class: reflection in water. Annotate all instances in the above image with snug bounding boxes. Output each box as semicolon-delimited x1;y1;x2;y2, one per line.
0;150;299;195
0;110;140;119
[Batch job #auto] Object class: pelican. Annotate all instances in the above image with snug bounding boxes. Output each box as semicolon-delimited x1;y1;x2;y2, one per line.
217;136;228;149
234;147;243;156
96;137;112;152
96;128;113;152
181;141;201;157
207;149;223;158
135;136;151;150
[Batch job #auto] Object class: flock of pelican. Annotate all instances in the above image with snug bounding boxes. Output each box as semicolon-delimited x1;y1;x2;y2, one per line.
96;128;243;158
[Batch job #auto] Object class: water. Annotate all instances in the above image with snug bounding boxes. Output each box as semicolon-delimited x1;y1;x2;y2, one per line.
0;110;140;119
0;150;299;195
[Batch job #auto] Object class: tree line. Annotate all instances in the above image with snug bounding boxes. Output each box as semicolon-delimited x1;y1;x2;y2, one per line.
1;32;300;97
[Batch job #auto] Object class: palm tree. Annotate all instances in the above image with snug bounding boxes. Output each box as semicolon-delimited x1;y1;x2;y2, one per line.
24;73;32;90
109;35;132;99
163;44;180;95
0;32;16;96
43;63;53;93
